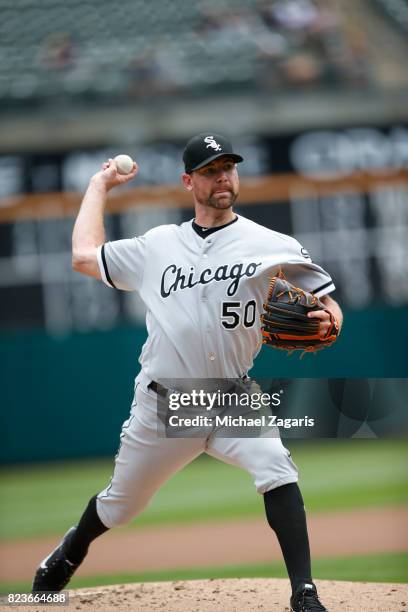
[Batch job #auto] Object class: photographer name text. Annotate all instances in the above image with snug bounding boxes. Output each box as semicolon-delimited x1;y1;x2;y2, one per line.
168;415;315;429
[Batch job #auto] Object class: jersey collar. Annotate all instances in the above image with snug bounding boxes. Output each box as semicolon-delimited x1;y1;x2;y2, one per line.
192;215;238;239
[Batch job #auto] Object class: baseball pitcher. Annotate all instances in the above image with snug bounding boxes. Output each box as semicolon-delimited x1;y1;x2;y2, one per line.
32;133;343;612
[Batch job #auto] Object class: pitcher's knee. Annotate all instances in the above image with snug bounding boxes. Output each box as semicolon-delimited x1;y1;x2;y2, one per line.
96;495;149;529
252;444;299;494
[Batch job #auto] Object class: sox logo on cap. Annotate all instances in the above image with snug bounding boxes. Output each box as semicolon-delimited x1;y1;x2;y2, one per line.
204;136;222;151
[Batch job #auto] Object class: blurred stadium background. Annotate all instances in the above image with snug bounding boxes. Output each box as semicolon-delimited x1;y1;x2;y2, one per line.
0;0;407;595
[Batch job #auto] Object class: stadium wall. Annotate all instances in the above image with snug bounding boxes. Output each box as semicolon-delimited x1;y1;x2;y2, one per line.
1;307;407;464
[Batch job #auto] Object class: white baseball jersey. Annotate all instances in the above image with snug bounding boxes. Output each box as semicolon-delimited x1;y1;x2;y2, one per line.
95;213;333;525
96;214;334;383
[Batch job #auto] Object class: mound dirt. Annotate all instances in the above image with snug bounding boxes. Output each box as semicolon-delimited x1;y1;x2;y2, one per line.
1;578;407;611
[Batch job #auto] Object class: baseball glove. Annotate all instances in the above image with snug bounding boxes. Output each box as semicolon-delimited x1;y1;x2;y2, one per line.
260;272;339;355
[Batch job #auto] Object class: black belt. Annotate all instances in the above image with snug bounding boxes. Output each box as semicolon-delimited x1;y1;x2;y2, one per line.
148;380;168;397
148;376;250;398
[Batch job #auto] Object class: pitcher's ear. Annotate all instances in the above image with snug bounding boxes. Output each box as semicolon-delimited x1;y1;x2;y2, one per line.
182;172;193;191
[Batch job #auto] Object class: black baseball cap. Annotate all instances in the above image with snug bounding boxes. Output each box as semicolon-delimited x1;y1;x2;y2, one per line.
183;132;244;173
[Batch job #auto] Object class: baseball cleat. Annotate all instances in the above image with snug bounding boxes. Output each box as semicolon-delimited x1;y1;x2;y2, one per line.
32;527;81;592
290;582;328;612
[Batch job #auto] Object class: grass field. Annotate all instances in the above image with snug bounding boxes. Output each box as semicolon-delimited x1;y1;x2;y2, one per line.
1;440;407;541
1;552;407;594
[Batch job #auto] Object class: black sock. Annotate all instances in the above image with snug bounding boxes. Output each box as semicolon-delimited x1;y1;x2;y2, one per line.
264;483;312;593
64;495;109;565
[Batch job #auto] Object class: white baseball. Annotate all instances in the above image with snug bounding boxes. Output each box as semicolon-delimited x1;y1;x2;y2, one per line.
114;154;134;175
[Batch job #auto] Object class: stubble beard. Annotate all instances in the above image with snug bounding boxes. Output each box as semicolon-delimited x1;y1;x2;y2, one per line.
206;190;238;209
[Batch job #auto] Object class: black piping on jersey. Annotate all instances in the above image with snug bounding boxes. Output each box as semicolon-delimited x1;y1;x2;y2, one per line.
192;215;238;238
101;244;116;288
312;280;333;295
